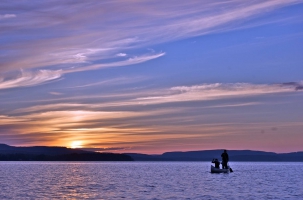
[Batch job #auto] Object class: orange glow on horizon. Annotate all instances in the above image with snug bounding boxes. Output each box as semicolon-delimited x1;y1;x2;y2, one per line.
70;141;83;149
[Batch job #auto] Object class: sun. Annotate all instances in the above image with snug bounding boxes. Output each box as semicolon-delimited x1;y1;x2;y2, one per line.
70;141;83;149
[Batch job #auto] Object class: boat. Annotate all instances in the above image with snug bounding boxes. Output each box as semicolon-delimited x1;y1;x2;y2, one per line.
211;165;230;173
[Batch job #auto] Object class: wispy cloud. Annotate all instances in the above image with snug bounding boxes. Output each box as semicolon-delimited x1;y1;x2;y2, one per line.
116;53;127;57
0;14;16;20
135;82;303;105
49;92;63;96
0;69;63;90
67;76;147;89
0;52;161;90
64;52;165;73
10;81;303;115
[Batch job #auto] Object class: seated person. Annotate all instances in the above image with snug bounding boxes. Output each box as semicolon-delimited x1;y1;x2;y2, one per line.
212;158;220;169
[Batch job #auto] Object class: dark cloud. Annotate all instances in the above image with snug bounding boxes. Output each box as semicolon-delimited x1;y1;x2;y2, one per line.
282;82;303;91
79;147;128;152
295;86;303;91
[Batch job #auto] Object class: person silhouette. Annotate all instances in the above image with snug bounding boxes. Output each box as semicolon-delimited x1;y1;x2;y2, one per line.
221;150;229;169
212;158;220;169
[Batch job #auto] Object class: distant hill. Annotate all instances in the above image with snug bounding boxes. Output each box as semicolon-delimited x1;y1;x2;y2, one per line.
1;144;302;162
0;143;86;155
126;150;303;162
0;144;133;161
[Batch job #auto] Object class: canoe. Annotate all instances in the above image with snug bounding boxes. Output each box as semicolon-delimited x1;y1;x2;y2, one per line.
211;165;230;173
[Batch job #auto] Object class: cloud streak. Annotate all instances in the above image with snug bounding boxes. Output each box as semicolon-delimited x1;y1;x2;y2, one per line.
0;69;63;90
135;82;302;105
64;52;165;73
0;14;16;20
10;81;303;115
0;52;162;90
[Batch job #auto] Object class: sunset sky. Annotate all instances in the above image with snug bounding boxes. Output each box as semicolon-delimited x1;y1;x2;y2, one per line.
1;0;303;154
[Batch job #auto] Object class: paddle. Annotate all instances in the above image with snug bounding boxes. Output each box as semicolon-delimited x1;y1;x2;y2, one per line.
228;163;233;172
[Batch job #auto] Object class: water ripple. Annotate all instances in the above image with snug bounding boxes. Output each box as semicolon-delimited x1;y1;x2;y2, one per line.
0;162;302;199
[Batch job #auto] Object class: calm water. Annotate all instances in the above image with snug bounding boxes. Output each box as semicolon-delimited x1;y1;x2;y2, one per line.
0;162;302;199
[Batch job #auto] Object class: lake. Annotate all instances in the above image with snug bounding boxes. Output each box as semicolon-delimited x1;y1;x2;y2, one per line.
0;162;302;199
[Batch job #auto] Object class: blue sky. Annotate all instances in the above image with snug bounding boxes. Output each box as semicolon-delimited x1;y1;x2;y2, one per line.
0;0;303;153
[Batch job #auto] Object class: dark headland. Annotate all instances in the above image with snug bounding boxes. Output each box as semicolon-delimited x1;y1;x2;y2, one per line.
125;150;303;162
0;144;133;161
1;144;302;161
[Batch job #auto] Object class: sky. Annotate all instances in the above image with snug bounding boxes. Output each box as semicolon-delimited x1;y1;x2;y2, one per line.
0;0;303;154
